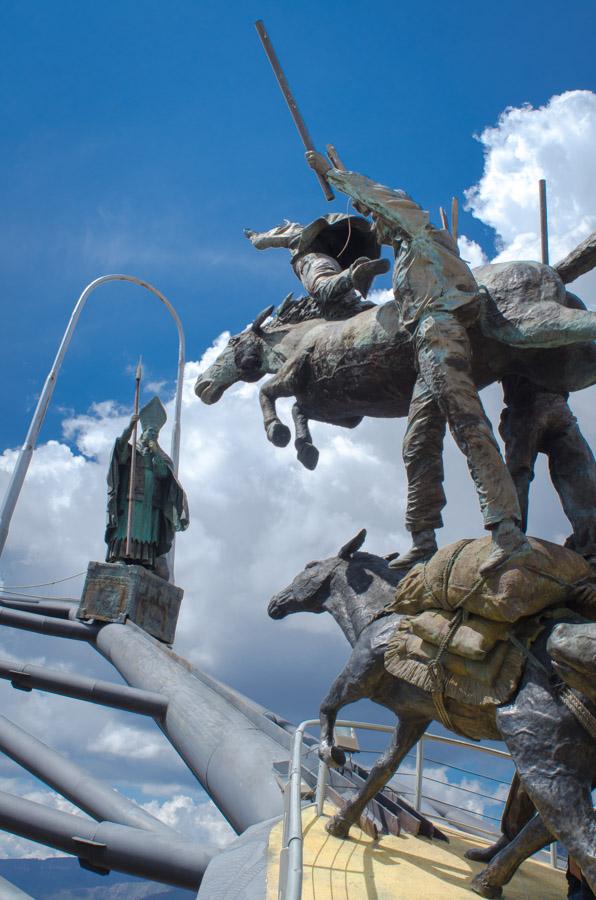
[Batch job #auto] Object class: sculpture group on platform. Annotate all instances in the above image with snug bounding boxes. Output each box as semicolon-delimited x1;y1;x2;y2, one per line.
94;135;596;894
195;148;596;896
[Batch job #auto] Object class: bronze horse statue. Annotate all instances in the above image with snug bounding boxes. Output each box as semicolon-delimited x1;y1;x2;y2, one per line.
267;530;596;898
195;259;596;471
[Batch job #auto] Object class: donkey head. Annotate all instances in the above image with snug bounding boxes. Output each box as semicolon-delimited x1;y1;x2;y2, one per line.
267;529;367;620
194;305;275;404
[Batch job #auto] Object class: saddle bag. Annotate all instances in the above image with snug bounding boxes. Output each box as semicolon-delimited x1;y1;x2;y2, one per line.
390;536;592;623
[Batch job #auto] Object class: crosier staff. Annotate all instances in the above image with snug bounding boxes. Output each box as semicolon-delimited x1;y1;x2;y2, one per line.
125;358;142;558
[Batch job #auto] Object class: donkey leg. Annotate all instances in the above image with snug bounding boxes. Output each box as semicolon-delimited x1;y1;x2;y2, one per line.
319;646;383;769
258;377;292;447
326;717;431;839
292;403;319;470
496;669;596;892
466;771;536;862
470;814;551;899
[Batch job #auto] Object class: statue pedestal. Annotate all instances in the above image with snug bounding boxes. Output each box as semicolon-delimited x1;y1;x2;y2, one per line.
77;562;183;644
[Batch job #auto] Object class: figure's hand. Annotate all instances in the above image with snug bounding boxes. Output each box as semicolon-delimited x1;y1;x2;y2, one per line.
243;228;256;241
130;413;140;428
305;150;332;177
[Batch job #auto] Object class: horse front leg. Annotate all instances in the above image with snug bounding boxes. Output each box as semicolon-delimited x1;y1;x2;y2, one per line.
470;814;552;899
292;403;319;470
258;375;293;447
319;645;385;769
326;716;431;839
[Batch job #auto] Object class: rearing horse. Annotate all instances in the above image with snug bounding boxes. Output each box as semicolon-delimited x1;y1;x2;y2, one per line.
196;259;596;471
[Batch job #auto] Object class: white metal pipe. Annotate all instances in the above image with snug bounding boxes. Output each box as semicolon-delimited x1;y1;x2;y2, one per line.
415;738;424;812
0;275;185;577
315;756;328;817
550;841;558;868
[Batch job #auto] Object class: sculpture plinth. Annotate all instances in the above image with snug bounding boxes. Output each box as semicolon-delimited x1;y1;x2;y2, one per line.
77;562;183;644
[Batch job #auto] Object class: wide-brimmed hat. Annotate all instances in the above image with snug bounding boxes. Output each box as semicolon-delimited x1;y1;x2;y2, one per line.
294;214;380;267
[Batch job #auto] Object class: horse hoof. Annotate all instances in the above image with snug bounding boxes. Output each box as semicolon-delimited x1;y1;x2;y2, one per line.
318;744;346;769
331;746;346;767
325;815;352;839
267;422;291;447
465;847;496;862
470;875;503;899
296;441;319;470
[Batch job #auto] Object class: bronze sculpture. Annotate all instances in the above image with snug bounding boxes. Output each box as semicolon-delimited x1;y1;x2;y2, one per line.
196;258;596;557
245;214;389;319
267;531;596;896
105;397;189;580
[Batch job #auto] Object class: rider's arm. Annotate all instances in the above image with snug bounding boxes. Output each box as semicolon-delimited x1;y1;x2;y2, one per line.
244;222;300;250
327;169;429;239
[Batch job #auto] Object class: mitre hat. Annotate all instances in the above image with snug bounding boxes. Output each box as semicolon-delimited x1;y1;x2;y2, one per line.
139;396;167;433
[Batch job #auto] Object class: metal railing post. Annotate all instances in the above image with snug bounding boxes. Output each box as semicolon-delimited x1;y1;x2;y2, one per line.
415;737;424;812
550;842;558;868
0;274;185;579
315;757;329;817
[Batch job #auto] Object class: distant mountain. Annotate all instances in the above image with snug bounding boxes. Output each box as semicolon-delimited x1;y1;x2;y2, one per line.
0;858;194;899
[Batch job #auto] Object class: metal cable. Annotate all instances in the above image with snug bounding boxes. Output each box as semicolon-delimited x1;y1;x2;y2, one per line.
0;572;86;590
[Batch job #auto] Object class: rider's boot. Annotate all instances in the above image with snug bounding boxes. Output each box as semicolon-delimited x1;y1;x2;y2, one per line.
479;518;532;576
388;529;437;570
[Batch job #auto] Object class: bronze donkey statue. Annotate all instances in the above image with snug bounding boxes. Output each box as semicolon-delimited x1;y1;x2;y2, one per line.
268;530;596;898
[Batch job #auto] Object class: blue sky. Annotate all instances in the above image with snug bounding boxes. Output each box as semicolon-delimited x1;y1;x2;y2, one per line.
1;0;595;447
0;0;595;863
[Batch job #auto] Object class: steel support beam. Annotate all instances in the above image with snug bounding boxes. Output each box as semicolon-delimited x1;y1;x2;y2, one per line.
0;607;97;640
0;597;76;618
96;622;293;833
0;659;167;717
0;790;212;890
0;716;175;835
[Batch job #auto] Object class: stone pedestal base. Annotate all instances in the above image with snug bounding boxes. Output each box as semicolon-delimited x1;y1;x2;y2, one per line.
77;562;183;644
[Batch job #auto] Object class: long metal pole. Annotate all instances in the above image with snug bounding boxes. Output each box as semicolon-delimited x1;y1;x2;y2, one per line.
0;275;186;570
255;20;334;202
125;359;142;558
539;179;549;265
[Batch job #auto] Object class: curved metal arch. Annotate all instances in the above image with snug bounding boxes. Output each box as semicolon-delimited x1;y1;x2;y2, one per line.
0;275;186;568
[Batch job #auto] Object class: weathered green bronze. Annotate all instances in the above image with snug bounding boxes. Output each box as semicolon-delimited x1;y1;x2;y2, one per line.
105;397;189;580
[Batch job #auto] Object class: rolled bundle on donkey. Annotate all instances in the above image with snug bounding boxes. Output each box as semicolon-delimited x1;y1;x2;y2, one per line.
384;536;595;731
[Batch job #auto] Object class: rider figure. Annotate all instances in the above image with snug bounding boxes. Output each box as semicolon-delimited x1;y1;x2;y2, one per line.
244;214;389;320
306;150;530;574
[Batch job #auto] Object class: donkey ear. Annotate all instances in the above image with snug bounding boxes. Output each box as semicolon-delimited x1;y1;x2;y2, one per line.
251;305;275;334
338;528;367;560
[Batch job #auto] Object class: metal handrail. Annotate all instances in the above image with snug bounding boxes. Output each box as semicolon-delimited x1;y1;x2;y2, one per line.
280;718;559;900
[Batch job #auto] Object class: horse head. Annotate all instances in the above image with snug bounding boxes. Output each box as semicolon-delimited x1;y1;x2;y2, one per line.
267;530;367;620
195;305;275;404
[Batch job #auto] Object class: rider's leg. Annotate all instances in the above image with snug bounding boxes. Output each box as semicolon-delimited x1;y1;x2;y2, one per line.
542;396;596;562
390;377;445;570
415;312;529;573
498;390;539;533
